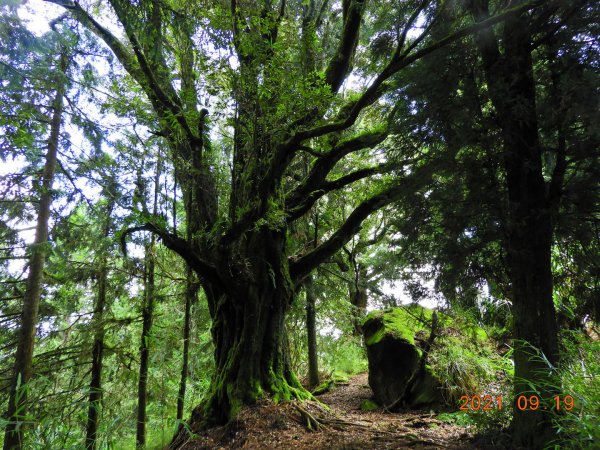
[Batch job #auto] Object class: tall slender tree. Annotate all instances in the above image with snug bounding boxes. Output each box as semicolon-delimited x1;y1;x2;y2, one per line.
3;47;69;450
304;274;319;389
85;194;115;450
176;267;198;421
467;2;593;446
136;158;162;449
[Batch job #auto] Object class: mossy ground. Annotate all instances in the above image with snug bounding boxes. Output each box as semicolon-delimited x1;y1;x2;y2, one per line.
360;398;379;411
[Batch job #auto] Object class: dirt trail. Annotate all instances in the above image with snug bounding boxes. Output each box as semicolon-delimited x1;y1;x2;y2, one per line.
179;373;510;449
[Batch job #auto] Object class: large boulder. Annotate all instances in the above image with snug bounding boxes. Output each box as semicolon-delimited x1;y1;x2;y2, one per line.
363;305;445;409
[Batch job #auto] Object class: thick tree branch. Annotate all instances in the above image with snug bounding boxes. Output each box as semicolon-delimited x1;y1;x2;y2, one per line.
394;0;431;60
223;127;388;246
324;0;367;93
45;0;193;139
44;0;143;81
286;162;395;222
125;32;195;138
120;224;221;286
290;0;545;145
314;0;330;30
286;129;389;211
289;183;406;282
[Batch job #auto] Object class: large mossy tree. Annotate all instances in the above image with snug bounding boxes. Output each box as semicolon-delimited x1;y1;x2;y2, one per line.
43;0;579;444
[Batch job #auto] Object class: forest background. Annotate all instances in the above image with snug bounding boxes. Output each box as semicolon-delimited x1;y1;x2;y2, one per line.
0;0;598;449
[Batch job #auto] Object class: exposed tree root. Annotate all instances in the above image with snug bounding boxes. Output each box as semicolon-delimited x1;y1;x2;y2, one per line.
293;400;399;435
293;402;325;431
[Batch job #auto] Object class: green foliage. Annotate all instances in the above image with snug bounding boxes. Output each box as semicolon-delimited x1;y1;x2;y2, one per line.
360;399;379;412
321;334;368;377
551;331;600;449
436;411;476;427
1;0;597;446
428;311;511;407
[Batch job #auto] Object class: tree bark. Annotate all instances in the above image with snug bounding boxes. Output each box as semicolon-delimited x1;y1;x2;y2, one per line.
176;268;197;421
3;52;67;450
136;235;155;449
304;275;319;388
469;2;560;447
348;255;368;336
85;200;113;450
85;265;107;450
180;227;308;435
136;158;161;449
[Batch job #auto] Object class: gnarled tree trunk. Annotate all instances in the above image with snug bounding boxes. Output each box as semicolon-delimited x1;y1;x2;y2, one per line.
191;228;307;427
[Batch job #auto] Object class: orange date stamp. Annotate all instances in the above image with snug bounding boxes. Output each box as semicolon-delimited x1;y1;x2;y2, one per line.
459;395;504;410
459;395;574;411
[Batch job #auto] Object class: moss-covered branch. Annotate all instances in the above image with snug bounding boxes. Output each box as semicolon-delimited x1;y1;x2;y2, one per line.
120;224;222;286
289;183;406;282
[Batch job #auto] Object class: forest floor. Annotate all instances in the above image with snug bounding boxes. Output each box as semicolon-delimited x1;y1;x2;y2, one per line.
178;373;514;449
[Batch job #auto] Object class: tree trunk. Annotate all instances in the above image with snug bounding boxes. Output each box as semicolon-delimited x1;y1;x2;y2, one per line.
185;228;309;431
3;52;67;450
469;2;559;447
176;268;196;421
85;265;107;450
85;201;113;450
136;159;161;448
349;255;367;336
304;275;319;388
136;236;155;449
349;287;367;336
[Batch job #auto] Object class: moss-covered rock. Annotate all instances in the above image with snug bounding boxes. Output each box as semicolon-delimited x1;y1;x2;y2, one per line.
364;305;433;346
363;305;446;409
363;305;501;411
311;379;334;396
